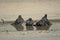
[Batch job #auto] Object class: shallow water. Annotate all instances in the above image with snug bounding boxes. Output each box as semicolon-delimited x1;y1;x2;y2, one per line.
0;21;60;32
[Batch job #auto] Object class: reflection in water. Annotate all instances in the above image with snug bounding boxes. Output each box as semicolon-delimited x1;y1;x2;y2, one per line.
11;22;52;31
35;25;51;30
11;23;51;31
26;26;34;30
11;23;24;31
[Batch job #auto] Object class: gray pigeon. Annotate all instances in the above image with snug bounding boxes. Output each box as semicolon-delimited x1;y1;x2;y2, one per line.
26;18;34;26
14;15;24;25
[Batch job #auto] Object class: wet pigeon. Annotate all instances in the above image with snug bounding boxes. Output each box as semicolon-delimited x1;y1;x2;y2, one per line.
14;15;24;25
26;18;34;26
35;14;52;26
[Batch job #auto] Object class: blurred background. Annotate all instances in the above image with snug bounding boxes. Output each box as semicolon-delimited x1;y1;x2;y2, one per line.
0;0;60;21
